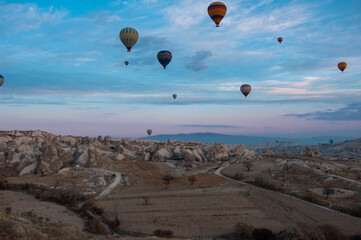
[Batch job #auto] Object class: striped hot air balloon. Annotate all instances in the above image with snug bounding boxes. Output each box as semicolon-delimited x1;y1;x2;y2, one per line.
157;50;172;69
337;62;347;72
208;2;227;27
119;27;139;52
0;75;4;87
240;84;251;98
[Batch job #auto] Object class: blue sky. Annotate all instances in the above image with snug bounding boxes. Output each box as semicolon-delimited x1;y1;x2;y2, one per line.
1;0;361;137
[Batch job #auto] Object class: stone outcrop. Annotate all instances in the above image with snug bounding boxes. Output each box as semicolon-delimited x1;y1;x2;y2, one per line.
0;130;256;176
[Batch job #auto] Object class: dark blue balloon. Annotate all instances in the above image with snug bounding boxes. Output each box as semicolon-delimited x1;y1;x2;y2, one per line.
157;50;172;69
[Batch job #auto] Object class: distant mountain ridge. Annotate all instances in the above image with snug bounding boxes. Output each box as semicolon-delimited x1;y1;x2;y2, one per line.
144;132;356;146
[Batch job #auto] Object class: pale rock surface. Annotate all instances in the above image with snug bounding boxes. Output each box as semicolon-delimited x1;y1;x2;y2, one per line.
152;148;171;161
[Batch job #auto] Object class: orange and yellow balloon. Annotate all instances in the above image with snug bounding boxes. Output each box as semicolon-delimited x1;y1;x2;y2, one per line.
208;2;227;27
337;62;347;72
119;27;139;52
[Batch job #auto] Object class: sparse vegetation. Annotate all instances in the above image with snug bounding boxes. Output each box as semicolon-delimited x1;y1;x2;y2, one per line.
142;196;150;205
350;204;361;217
252;228;275;240
253;175;279;191
153;229;173;238
233;222;253;240
231;173;244;181
84;217;108;235
244;161;253;172
323;185;335;199
162;174;174;189
187;175;197;186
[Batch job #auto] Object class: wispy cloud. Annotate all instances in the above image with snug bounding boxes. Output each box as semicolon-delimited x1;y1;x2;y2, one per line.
285;102;361;121
178;124;242;129
185;50;212;72
0;3;68;32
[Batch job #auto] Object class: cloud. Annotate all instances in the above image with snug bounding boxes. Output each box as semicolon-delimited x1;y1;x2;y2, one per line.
163;0;208;29
0;3;68;32
184;51;212;72
284;102;361;121
178;124;242;129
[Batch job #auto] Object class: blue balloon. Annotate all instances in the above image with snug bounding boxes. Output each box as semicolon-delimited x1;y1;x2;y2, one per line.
157;50;172;69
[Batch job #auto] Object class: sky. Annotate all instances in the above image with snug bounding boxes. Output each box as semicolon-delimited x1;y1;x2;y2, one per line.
0;0;361;138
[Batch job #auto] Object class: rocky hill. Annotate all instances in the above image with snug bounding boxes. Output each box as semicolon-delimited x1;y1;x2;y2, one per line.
0;130;255;177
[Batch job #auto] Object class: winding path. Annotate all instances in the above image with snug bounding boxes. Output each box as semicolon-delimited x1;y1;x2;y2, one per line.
214;163;361;220
95;172;122;200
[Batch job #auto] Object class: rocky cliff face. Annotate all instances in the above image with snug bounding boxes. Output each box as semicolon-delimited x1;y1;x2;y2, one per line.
0;131;255;176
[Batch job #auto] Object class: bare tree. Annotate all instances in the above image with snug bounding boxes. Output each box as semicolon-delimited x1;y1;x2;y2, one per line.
244;161;253;172
323;186;335;199
187;176;197;186
142;196;150;205
184;163;192;171
162;174;174;189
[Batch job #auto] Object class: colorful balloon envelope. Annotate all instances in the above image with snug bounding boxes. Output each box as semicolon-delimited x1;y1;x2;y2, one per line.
337;62;347;72
208;2;227;27
278;37;283;44
147;129;152;136
125;61;129;66
119;27;139;52
240;84;251;98
0;75;4;87
157;50;172;69
173;94;177;99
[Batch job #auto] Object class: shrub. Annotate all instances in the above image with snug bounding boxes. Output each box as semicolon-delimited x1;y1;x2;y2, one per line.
233;222;253;240
5;207;12;214
153;229;173;238
253;176;278;191
350;204;361;218
232;173;244;181
350;235;361;240
317;224;347;240
253;228;275;240
84;218;108;235
187;176;197;185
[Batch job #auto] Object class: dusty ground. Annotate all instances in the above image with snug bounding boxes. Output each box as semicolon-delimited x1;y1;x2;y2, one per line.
0;190;84;229
97;173;361;238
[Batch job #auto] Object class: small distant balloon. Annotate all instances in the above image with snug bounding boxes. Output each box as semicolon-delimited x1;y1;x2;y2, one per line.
240;84;252;98
119;27;139;52
147;129;152;136
208;2;227;27
125;61;129;66
277;37;283;44
157;50;172;69
173;94;177;99
337;62;347;72
329;139;334;144
0;75;4;87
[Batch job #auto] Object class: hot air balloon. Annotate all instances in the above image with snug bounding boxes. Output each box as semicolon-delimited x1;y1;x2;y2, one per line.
0;75;4;87
337;62;347;72
240;84;251;98
277;37;283;44
157;50;172;69
329;139;334;144
119;27;139;52
125;61;129;66
147;129;152;136
173;94;177;99
208;2;227;27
